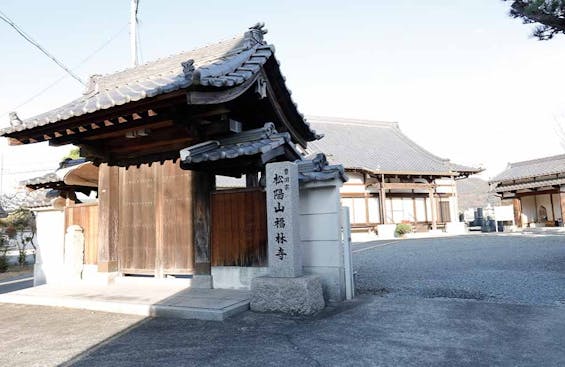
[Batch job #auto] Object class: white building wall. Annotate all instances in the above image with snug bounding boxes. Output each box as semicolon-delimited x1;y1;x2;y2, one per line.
33;208;65;286
552;194;561;221
521;196;536;224
300;179;346;302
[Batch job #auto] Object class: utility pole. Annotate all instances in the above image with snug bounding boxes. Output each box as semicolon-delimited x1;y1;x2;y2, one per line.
130;0;139;67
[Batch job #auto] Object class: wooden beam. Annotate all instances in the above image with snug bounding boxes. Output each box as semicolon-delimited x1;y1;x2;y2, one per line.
49;113;172;146
261;70;307;148
559;186;565;226
6;90;187;144
380;175;387;224
429;189;437;231
513;197;522;228
83;120;174;142
383;182;434;190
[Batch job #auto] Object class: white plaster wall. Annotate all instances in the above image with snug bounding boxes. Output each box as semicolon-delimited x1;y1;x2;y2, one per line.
521;196;536;224
340;183;366;194
552;194;561;221
367;197;380;223
300;180;346;302
33;209;65;286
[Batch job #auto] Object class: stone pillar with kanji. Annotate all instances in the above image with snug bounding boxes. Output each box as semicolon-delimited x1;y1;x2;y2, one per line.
266;161;302;277
250;161;325;315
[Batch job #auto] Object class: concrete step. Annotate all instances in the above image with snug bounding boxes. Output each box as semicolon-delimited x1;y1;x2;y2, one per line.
0;282;250;321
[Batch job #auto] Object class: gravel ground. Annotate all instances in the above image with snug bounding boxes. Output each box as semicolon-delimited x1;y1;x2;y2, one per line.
0;233;563;366
353;233;565;306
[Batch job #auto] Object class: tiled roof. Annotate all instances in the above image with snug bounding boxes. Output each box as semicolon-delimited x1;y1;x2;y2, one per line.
307;116;481;176
21;159;95;189
492;177;565;193
179;122;300;167
3;24;317;138
489;154;565;183
297;153;347;183
21;172;60;187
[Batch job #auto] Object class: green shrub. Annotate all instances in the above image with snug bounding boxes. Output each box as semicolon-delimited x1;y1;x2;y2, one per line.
395;223;412;237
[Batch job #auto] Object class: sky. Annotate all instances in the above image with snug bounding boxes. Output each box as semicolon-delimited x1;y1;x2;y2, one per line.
1;0;565;191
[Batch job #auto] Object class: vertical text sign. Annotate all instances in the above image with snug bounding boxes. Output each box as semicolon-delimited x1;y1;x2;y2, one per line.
266;162;302;277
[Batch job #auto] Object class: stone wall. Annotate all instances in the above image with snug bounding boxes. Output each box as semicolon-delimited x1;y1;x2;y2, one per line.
299;179;346;302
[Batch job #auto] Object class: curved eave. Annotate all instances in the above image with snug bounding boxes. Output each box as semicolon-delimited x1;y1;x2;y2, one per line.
345;167;470;177
260;58;320;147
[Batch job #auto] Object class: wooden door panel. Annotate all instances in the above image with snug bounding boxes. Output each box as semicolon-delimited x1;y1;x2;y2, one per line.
211;189;266;267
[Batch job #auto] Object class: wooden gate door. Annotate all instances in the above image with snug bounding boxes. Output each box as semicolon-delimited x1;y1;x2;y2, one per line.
211;188;267;267
118;161;193;276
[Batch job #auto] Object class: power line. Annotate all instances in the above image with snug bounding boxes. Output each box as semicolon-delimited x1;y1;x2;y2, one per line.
0;23;128;119
0;9;86;86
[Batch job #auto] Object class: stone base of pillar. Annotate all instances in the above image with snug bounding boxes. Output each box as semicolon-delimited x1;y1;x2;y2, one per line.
191;275;213;289
377;224;397;239
250;275;325;315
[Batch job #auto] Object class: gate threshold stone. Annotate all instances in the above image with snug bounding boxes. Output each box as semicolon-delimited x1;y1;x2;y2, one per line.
0;281;250;321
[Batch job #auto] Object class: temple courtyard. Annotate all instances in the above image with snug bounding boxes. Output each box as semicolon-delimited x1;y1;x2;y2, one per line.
1;233;563;366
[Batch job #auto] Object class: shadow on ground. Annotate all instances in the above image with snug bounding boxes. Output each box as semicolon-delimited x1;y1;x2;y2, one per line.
59;294;565;367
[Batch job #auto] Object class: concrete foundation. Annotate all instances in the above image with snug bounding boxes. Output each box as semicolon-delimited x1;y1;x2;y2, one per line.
250;275;325;315
211;266;268;289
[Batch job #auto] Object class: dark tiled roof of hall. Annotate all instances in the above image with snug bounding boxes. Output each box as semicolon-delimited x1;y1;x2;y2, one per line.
307;116;481;176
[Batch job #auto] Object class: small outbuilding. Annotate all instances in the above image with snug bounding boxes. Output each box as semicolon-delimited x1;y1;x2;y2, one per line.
489;154;565;228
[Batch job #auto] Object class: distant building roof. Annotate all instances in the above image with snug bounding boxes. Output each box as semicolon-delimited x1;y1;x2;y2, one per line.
490;154;565;183
307;116;481;177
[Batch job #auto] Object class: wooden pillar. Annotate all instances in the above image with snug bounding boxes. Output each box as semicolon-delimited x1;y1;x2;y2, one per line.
246;172;259;188
192;171;215;283
559;185;565;227
380;175;387;224
513;197;522;228
97;164;120;272
429;189;437;231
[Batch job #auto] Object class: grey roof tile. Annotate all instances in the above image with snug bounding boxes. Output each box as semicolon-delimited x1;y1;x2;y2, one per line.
179;122;299;166
307;116;480;176
490;154;565;183
493;177;565;192
2;24;281;135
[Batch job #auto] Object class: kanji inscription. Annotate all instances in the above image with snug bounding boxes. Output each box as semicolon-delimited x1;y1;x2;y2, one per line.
266;162;302;277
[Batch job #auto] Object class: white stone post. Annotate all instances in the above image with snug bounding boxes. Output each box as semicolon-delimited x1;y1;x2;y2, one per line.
266;161;302;277
64;225;85;280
